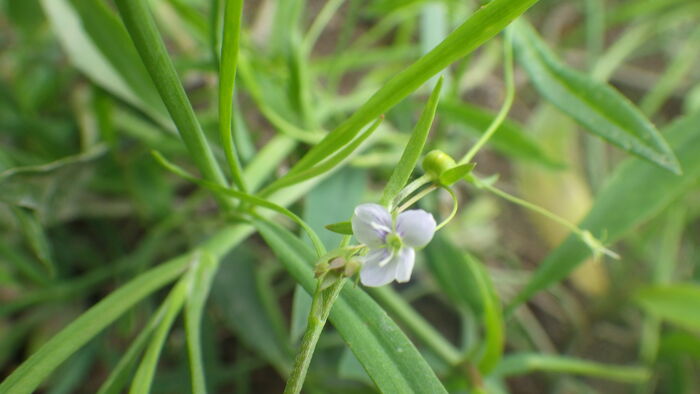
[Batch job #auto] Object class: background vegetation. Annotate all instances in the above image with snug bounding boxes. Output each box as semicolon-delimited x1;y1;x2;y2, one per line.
1;0;699;393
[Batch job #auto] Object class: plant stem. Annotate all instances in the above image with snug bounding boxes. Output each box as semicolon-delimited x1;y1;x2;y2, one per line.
284;278;346;394
390;174;431;210
460;32;514;165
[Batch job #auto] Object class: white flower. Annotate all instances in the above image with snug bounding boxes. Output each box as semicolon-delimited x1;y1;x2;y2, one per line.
351;203;436;287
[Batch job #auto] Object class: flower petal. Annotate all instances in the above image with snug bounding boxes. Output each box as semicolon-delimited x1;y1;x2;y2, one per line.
394;248;415;283
360;248;396;287
396;209;436;248
352;203;392;247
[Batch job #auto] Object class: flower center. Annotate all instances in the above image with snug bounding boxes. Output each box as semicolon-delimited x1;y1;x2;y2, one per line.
385;232;403;253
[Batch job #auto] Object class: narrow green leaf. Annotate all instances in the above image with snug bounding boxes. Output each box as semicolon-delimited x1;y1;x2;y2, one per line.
325;221;353;235
439;100;562;168
493;353;651;383
511;20;681;174
129;277;188;394
284;0;540;176
636;284;700;331
261;117;382;195
254;219;447;394
218;0;247;191
114;0;231;208
0;257;190;394
380;77;443;206
97;306;167;394
508;111;700;312
184;252;220;394
0;169;334;394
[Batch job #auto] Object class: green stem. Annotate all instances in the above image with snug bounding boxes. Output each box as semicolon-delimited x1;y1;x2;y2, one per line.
459;32;514;165
153;152;327;258
284;278;346;394
435;186;459;231
481;180;618;259
398;185;437;212
390;174;432;210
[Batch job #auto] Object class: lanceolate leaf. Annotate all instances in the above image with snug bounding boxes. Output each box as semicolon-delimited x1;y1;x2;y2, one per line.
380;77;443;206
511;20;681;174
509;111;700;311
0;225;255;394
635;284;700;331
254;218;447;394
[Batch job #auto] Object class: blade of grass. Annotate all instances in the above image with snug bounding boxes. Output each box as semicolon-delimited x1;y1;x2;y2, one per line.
0;153;346;394
97;305;168;394
129;276;189;394
379;77;443;206
184;252;219;394
218;0;247;191
260;117;383;195
511;20;681;174
114;0;231;208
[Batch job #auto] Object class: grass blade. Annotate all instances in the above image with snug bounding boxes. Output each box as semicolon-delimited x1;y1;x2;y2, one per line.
379;77;443;206
129;278;188;394
96;307;167;394
218;0;247;191
0;256;191;394
511;20;681;174
114;0;230;206
184;252;219;394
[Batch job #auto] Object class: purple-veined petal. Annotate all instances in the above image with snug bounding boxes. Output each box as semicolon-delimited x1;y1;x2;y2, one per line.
360;248;396;287
396;209;436;248
394;247;415;283
352;203;392;247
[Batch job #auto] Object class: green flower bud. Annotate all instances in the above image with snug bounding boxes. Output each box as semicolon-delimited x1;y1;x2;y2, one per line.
422;150;456;181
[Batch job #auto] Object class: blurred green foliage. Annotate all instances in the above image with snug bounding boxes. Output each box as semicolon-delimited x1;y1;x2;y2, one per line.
1;0;699;393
